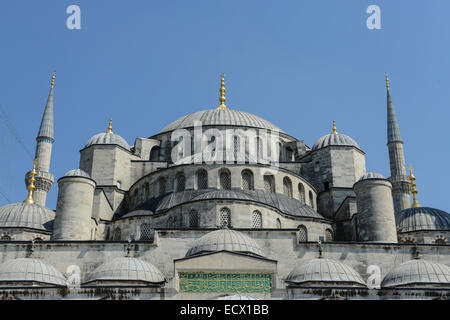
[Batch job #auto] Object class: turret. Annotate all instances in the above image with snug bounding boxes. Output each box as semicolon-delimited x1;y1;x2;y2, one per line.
385;74;410;213
25;72;56;207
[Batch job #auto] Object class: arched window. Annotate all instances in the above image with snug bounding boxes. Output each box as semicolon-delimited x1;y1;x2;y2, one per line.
298;183;305;204
256;137;263;161
241;170;254;190
112;228;121;241
175;173;186;192
33;237;43;242
219;207;231;228
325;229;333;242
219;170;231;190
158;177;166;196
140;223;153;240
196;169;208;190
0;235;11;241
252;210;262;228
189;210;200;228
283;177;293;197
263;175;275;193
298;225;308;242
150;146;160;161
309;191;315;209
276;218;282;229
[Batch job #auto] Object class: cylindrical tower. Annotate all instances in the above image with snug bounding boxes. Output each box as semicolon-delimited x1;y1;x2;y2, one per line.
52;169;96;240
354;172;398;243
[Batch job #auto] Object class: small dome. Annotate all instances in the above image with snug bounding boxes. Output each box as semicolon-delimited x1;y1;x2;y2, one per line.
357;172;386;182
381;259;450;288
216;294;262;300
396;207;450;233
160;109;282;134
85;132;130;151
186;229;264;257
64;169;91;178
84;257;165;285
0;258;66;286
0;202;54;230
192;190;254;201
286;258;366;287
312;133;360;151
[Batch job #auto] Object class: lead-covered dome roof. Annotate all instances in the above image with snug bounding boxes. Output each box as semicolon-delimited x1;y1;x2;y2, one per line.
0;258;66;286
381;259;450;288
396;207;450;233
84;257;165;285
0;202;54;230
159;109;283;133
186;229;264;257
358;172;386;181
85;132;130;150
313;133;360;151
286;258;366;287
63;169;91;178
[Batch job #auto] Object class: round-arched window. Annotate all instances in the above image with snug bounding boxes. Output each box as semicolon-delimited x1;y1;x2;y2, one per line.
283;177;293;198
252;210;262;228
196;170;208;190
298;225;308;242
140;223;153;240
219;207;231;228
241;170;254;190
219;170;231;190
189;210;200;228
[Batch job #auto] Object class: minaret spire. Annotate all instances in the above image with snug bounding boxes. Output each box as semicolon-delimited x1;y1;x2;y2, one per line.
26;72;56;207
385;73;410;213
217;73;227;110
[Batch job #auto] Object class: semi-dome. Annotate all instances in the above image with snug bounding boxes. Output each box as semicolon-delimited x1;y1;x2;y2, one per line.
83;257;165;285
357;172;386;182
192;190;254;201
381;259;450;288
0;202;54;230
186;229;264;257
85;132;130;150
285;258;366;287
0;258;66;286
396;207;450;233
159;109;283;133
312;133;360;151
63;169;91;178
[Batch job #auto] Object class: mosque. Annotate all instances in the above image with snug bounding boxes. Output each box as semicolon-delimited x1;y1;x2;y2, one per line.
0;73;448;300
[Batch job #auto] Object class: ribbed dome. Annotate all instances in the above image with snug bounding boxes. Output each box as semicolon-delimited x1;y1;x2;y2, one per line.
396;207;450;233
192;190;254;201
216;294;262;300
0;203;54;230
64;169;91;178
160;109;282;133
0;258;66;286
85;132;130;150
186;229;264;257
357;172;386;182
381;259;450;288
84;257;165;285
286;258;366;287
312;133;359;151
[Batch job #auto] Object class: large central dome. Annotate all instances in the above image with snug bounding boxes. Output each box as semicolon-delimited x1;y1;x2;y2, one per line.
159;109;283;133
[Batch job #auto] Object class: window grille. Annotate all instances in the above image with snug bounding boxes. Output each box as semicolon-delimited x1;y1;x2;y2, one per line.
219;207;231;228
220;171;231;190
252;211;262;228
189;210;200;228
241;170;253;190
283;177;293;197
264;175;275;193
176;174;185;192
140;223;153;240
298;225;307;242
196;170;208;189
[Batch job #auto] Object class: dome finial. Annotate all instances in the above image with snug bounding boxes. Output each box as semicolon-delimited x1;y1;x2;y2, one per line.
332;120;337;134
408;165;421;208
385;72;390;91
107;118;113;134
217;73;227;110
51;71;56;89
23;160;37;204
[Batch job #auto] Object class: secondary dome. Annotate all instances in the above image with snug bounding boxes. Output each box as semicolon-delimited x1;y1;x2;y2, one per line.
396;207;450;233
85;119;130;150
0;258;66;286
186;229;264;257
313;133;360;151
159;109;283;133
63;169;91;178
381;259;450;288
83;257;165;285
358;172;386;181
0;202;54;230
285;258;366;287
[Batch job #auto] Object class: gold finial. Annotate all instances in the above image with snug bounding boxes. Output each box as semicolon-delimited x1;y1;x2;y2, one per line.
107;119;113;134
408;165;422;208
332;120;337;134
385;72;390;90
51;72;56;89
23;160;37;204
217;73;227;110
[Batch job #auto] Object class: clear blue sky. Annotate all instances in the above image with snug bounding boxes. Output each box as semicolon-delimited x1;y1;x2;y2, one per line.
0;0;449;212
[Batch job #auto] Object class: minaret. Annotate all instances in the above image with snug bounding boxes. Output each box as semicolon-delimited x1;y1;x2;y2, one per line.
26;72;55;207
385;73;410;213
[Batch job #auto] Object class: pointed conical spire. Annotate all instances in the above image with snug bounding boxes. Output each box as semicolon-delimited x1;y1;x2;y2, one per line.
386;73;402;143
37;72;55;142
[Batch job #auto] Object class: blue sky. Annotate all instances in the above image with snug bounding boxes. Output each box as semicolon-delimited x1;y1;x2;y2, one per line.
0;0;449;212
